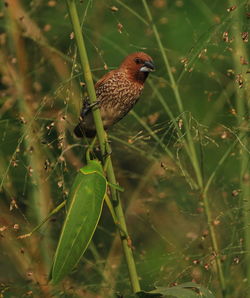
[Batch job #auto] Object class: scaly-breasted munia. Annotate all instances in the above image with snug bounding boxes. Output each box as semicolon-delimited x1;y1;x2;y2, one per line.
74;52;155;138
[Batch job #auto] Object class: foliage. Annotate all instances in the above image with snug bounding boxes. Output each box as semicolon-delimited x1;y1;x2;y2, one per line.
0;0;249;297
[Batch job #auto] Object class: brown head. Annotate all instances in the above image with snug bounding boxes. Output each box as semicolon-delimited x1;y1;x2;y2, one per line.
119;52;155;84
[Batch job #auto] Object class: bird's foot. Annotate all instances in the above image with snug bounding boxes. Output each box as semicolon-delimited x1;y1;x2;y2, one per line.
103;149;112;159
83;100;101;115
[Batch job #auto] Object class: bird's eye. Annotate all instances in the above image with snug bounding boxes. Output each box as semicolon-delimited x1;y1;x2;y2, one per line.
134;58;144;64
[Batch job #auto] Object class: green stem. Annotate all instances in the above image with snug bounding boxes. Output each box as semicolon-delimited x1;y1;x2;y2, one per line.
66;1;106;152
5;5;52;272
141;0;203;189
201;137;241;297
202;192;226;296
229;1;250;296
142;1;227;295
65;0;141;293
115;0;149;26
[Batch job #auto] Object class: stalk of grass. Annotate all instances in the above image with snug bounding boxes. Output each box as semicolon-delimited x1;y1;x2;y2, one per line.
228;1;250;296
115;0;149;26
141;1;226;295
190;0;215;25
65;0;141;293
201;137;240;296
5;4;53;275
141;0;202;188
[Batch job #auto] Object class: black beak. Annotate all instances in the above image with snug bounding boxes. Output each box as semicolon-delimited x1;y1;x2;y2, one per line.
140;60;155;72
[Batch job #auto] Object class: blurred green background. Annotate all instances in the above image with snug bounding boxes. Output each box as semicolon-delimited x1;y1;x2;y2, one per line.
0;0;249;297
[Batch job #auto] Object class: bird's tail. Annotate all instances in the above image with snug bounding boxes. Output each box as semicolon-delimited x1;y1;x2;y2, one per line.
74;123;85;138
74;123;96;138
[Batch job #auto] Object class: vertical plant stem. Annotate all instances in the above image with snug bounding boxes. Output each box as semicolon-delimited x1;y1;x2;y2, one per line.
141;0;203;189
4;3;54;295
202;138;239;296
202;194;226;296
142;1;226;295
65;0;141;293
6;1;53;265
229;1;250;296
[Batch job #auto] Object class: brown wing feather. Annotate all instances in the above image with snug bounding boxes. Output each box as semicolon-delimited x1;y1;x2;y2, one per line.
95;69;118;89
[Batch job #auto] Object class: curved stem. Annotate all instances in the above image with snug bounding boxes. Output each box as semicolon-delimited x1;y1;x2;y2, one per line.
141;1;227;295
141;0;203;189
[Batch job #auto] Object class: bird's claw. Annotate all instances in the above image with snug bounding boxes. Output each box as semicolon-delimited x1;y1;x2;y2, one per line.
83;100;101;115
103;149;112;159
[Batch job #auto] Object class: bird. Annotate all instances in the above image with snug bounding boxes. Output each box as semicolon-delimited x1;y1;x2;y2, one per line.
74;52;155;138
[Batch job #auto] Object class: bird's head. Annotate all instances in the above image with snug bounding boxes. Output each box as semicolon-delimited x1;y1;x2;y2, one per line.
119;52;155;83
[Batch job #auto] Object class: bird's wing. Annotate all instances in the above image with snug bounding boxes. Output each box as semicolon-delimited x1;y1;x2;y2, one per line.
94;70;117;89
81;70;117;117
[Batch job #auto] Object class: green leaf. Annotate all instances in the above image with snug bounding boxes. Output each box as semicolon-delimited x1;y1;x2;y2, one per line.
137;282;215;298
50;160;106;284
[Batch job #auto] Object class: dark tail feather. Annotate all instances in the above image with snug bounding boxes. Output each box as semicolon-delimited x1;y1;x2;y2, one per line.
74;123;96;138
74;123;85;138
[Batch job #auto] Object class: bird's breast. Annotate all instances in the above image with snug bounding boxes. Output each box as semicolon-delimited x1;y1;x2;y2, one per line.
96;72;143;127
